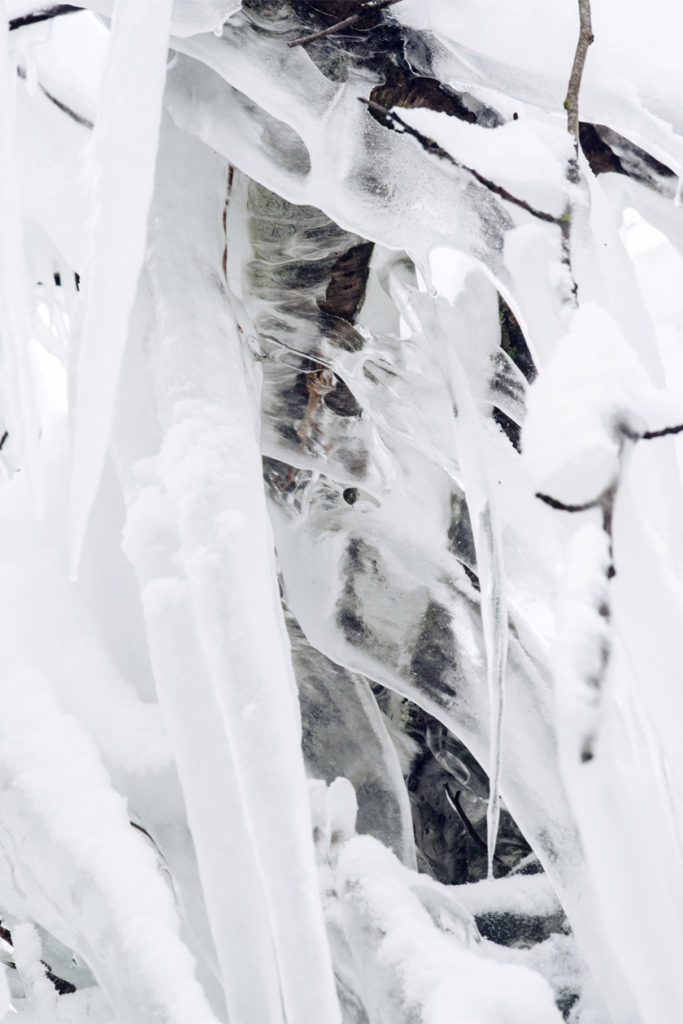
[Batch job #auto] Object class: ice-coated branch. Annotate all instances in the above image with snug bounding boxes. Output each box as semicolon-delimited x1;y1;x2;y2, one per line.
16;66;93;128
287;0;402;48
361;99;562;226
565;0;594;180
558;0;593;304
9;5;81;31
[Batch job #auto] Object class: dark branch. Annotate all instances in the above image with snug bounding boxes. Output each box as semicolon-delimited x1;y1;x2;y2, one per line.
39;82;93;128
360;99;561;225
9;5;81;31
16;65;93;128
642;422;683;440
535;492;601;513
287;0;402;48
0;432;8;453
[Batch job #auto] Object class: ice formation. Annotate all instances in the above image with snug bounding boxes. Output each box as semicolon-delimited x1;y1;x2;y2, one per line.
1;0;683;1021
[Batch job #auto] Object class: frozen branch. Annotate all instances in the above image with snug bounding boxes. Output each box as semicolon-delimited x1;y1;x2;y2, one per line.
558;0;594;303
360;99;562;225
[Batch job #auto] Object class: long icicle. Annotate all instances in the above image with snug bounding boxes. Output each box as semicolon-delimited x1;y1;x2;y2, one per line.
391;273;508;877
68;0;173;576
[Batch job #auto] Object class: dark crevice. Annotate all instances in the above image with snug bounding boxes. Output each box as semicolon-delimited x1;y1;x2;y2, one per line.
580;121;676;192
317;241;374;324
498;294;536;383
492;406;521;452
578;122;625;176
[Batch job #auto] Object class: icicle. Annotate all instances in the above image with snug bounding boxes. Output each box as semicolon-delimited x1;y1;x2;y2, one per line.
24;47;38;97
0;3;41;505
120;119;341;1024
389;271;509;877
68;0;173;576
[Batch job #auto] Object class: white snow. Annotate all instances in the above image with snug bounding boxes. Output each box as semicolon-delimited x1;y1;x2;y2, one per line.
522;303;666;504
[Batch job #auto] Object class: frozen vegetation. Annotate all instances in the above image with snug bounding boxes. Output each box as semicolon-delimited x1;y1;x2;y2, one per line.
1;0;683;1020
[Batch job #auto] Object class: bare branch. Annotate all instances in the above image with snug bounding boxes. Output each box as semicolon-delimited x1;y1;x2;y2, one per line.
287;0;402;48
360;99;562;225
565;0;594;181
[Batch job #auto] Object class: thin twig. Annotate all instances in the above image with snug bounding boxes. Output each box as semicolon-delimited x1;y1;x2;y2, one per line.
643;422;683;440
16;65;93;128
287;0;402;48
9;5;80;31
564;0;594;179
40;82;93;128
535;492;601;513
360;99;562;225
0;432;8;452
